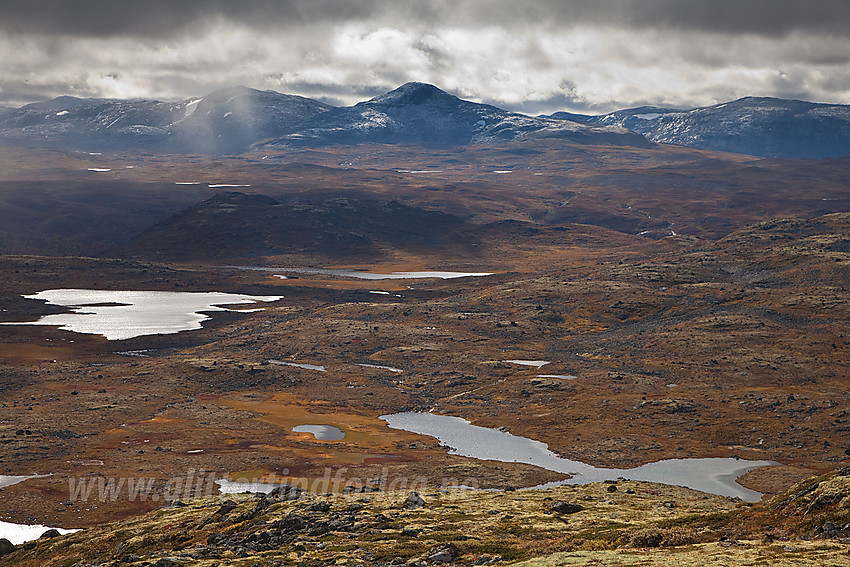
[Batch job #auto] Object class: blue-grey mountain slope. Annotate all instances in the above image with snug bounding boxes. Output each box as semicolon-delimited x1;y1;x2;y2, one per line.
549;98;850;158
260;82;650;148
0;87;333;153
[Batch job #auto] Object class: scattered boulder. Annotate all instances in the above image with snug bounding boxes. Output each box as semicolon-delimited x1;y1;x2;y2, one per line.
307;500;331;513
267;484;304;501
0;538;14;557
428;544;459;564
636;398;697;414
806;493;842;514
550;501;584;514
39;528;61;539
215;500;238;516
628;528;664;548
403;492;426;510
273;514;306;534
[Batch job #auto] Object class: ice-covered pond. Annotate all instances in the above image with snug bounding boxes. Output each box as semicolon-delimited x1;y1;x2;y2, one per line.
292;424;346;440
503;360;550;369
0;521;78;545
1;289;281;340
0;475;78;544
268;360;327;372
0;474;50;489
380;412;776;501
271;268;493;280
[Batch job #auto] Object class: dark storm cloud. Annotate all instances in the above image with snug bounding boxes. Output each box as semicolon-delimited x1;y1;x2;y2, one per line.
2;0;849;38
1;0;849;111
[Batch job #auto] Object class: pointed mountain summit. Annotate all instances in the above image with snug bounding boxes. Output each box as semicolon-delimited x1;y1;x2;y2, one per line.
262;82;650;148
368;82;457;106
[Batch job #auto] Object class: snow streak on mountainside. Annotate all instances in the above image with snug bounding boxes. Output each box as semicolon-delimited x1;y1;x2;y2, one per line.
0;87;333;153
0;83;647;153
258;82;649;148
548;98;850;158
5;84;850;157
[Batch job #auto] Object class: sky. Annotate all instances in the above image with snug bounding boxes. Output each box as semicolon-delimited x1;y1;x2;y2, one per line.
2;0;850;114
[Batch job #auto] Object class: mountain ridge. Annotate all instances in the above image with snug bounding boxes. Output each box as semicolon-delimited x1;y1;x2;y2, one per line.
259;81;649;148
0;83;648;153
548;96;850;158
4;85;850;157
0;86;334;154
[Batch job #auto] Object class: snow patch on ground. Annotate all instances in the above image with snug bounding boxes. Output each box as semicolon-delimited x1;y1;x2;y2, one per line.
503;360;550;369
634;113;664;120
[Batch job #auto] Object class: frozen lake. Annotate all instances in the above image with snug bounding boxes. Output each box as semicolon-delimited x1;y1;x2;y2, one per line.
0;474;50;489
1;289;282;340
381;412;776;501
216;479;279;494
292;424;345;440
0;521;78;545
272;268;493;280
355;363;404;373
503;360;550;369
268;360;327;372
0;475;77;544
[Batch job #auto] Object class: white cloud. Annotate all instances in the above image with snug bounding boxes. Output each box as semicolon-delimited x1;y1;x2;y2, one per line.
2;17;849;112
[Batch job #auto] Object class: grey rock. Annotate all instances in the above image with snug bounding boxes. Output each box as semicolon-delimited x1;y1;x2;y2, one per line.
428;544;459;564
307;501;331;513
403;492;426;510
550;501;584;514
215;500;238;516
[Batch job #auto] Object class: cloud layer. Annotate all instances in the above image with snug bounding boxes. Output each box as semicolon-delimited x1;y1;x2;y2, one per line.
2;0;849;112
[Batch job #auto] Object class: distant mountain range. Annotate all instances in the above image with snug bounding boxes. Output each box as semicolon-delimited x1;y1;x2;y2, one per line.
0;83;645;154
257;82;646;148
0;86;332;153
2;83;850;158
548;97;850;159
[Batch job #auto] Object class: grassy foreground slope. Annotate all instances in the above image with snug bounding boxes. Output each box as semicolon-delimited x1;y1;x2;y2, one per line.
5;468;849;566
